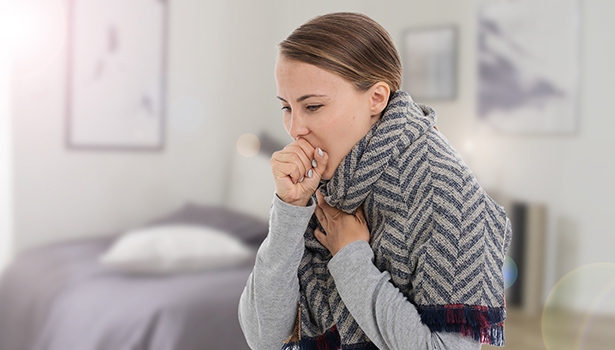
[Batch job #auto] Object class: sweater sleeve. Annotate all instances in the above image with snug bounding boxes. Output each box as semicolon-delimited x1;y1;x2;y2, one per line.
328;240;482;350
238;194;316;350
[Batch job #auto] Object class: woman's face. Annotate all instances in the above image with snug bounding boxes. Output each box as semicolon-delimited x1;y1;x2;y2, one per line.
274;56;386;180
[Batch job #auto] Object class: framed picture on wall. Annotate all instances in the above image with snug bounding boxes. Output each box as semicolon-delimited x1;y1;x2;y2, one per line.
477;0;581;134
401;26;458;101
66;0;168;151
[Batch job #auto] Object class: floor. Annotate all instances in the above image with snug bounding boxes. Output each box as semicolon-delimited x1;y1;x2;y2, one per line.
483;307;615;350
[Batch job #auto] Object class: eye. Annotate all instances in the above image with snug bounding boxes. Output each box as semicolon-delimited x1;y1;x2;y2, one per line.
306;105;323;112
281;106;291;113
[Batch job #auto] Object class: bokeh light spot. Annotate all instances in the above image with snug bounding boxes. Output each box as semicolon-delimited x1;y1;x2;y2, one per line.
236;134;261;158
6;1;67;83
542;263;615;350
503;255;518;290
169;96;205;132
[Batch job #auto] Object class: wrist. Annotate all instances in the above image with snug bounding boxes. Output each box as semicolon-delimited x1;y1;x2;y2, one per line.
276;193;312;207
328;241;372;271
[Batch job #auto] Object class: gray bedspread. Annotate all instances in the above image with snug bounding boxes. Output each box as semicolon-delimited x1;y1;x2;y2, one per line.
0;235;255;350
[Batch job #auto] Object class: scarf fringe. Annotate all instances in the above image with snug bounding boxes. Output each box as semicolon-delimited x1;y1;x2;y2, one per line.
281;325;379;350
282;325;341;350
418;304;506;346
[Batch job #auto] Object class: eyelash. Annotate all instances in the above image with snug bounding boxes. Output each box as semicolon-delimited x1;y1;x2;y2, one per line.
281;105;323;113
307;105;322;112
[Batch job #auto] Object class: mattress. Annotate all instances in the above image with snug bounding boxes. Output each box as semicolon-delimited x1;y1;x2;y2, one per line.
0;202;269;350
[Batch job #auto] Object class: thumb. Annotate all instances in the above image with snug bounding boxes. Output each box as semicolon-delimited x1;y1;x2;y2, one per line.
355;205;367;224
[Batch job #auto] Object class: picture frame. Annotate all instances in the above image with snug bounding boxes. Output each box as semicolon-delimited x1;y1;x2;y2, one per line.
401;25;458;101
66;0;168;151
476;0;581;134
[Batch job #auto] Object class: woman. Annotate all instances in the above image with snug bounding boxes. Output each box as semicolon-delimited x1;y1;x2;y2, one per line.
239;12;511;350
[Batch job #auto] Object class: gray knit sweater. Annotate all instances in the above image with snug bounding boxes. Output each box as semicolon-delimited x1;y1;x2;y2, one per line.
238;194;481;350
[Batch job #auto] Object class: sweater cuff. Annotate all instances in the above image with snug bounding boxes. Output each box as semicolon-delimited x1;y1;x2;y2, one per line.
271;193;316;230
327;240;375;278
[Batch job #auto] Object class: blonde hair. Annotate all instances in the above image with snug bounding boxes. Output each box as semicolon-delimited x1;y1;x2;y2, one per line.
279;12;402;94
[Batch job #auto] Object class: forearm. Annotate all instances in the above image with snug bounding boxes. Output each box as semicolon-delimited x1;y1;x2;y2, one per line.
328;241;481;350
238;194;315;350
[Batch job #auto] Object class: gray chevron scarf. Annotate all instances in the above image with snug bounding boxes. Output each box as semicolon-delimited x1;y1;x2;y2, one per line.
282;90;512;349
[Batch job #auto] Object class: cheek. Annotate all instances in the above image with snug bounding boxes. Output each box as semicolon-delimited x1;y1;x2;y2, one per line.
326;112;369;153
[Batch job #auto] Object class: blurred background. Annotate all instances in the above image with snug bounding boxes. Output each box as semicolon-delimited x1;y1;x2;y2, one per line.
0;0;614;349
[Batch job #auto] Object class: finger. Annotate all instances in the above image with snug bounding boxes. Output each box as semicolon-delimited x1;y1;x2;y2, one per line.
274;150;308;181
355;205;367;223
314;205;327;228
314;228;328;248
281;144;311;175
315;189;334;214
285;139;316;173
293;146;329;190
271;157;304;184
292;139;316;161
310;147;329;181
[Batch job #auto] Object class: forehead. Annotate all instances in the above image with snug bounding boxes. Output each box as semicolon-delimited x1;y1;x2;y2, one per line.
274;57;349;97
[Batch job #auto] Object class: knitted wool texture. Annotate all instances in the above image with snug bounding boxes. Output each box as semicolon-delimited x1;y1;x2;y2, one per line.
282;91;512;349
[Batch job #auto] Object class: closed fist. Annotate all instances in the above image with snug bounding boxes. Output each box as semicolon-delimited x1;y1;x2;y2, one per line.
270;139;329;206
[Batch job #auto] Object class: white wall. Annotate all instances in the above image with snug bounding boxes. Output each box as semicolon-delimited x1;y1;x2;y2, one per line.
10;0;280;253
0;0;15;271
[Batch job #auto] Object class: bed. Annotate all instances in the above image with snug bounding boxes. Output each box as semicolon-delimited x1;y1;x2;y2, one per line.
0;201;270;350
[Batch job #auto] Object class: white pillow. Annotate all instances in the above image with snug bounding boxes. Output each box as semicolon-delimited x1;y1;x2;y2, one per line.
99;224;254;275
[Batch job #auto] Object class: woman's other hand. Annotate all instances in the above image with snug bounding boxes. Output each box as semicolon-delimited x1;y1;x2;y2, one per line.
270;139;329;206
313;190;370;256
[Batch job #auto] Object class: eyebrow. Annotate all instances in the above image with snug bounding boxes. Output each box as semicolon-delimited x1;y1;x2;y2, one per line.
276;94;328;103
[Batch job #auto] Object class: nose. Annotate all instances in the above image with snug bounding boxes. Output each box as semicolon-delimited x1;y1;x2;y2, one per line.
286;112;309;140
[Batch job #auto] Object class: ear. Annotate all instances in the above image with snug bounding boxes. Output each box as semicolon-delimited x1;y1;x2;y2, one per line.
369;82;391;117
